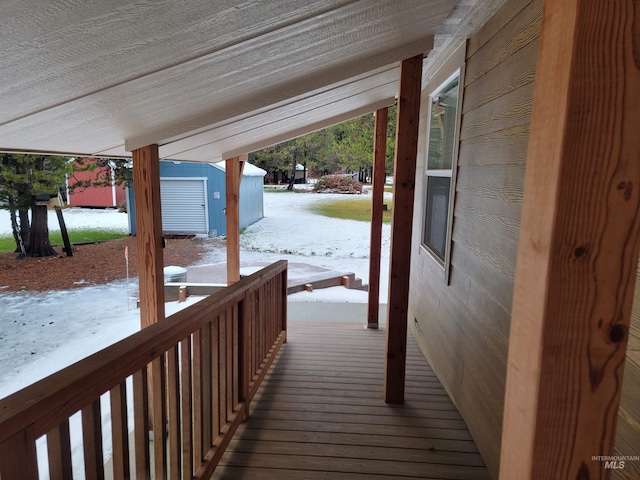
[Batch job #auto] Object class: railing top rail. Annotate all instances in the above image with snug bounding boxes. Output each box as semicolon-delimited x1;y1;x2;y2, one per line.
0;260;287;443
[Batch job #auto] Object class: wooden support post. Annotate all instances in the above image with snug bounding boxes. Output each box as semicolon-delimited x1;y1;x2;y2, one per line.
178;285;188;303
384;55;422;404
133;144;165;328
281;268;288;344
368;108;389;329
500;2;640;479
0;427;39;480
225;154;247;285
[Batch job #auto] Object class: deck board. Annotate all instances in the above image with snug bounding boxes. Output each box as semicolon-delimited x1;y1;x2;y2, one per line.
213;322;490;480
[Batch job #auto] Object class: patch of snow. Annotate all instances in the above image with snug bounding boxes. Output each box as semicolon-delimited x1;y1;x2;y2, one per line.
1;191;392;395
0;207;128;236
0;189;393;477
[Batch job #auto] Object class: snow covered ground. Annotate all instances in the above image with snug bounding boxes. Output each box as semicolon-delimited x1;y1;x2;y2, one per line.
0;190;391;398
0;206;130;235
0;189;392;477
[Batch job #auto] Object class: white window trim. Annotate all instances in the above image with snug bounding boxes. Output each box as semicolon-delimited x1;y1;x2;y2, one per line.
420;46;465;285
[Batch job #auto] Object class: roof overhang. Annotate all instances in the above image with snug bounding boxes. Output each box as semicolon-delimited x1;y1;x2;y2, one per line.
0;1;504;161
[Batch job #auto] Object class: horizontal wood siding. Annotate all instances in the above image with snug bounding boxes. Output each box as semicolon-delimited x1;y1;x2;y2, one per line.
408;0;540;478
614;264;640;479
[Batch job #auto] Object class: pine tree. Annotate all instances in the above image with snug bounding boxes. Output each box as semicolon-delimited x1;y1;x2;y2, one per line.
0;154;70;257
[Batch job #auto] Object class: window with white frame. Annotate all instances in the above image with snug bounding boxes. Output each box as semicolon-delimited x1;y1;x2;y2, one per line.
422;72;461;269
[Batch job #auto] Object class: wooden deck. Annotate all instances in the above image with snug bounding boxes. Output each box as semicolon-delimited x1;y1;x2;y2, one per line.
213;321;490;480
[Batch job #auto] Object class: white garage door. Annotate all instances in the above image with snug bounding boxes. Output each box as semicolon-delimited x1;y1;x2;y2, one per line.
160;178;208;233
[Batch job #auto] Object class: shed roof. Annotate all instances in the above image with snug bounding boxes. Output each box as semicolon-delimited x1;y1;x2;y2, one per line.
0;1;504;163
211;161;267;177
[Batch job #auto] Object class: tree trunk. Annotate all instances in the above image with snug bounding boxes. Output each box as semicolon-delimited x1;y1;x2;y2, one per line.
26;199;57;257
18;209;31;245
287;152;297;191
10;208;21;253
19;209;30;249
10;206;29;254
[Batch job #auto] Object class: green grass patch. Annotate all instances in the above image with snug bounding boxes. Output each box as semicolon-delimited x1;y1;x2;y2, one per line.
0;236;17;252
263;186;302;193
310;197;392;223
0;229;127;253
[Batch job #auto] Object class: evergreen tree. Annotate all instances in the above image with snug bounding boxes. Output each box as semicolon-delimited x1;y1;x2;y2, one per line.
0;154;70;257
249;104;397;183
0;154;131;257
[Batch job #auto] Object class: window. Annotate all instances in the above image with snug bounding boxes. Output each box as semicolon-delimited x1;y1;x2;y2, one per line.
422;72;461;272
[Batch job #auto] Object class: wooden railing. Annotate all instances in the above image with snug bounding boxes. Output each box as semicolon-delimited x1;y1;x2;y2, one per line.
0;260;288;480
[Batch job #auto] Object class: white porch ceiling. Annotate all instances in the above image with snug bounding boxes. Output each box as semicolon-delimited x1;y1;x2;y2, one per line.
0;0;457;162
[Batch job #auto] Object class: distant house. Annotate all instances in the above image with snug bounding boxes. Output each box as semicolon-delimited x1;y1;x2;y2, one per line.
127;160;266;236
67;159;126;208
294;163;307;184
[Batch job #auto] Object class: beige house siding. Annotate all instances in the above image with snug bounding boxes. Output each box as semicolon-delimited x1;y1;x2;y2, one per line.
410;0;640;477
408;0;541;477
617;267;640;479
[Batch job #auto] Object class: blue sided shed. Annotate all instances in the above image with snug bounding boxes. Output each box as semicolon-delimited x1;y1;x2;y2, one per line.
128;160;266;236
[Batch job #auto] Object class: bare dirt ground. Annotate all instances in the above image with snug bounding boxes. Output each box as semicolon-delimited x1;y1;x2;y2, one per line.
0;236;210;292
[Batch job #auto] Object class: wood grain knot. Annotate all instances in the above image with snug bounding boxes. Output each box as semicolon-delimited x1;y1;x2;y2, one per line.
575;462;589;480
617;181;633;201
574;245;588;258
608;324;627;344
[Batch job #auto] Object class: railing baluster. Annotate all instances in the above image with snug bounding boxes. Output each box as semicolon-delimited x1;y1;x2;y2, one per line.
110;381;130;479
0;427;38;480
218;312;226;434
273;280;278;343
82;399;105;480
226;308;233;421
269;279;273;344
47;419;72;480
272;280;277;344
211;317;220;439
238;297;249;417
167;346;181;479
282;270;288;343
180;337;193;479
257;285;263;372
253;288;259;377
200;324;212;453
151;356;167;480
133;368;150;480
264;281;269;348
262;283;267;364
192;328;203;466
232;303;239;409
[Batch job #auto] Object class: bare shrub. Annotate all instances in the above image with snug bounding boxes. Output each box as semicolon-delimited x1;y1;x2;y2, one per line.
313;175;363;194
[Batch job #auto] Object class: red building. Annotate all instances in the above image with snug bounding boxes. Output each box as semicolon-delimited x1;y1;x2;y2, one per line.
67;159;126;208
